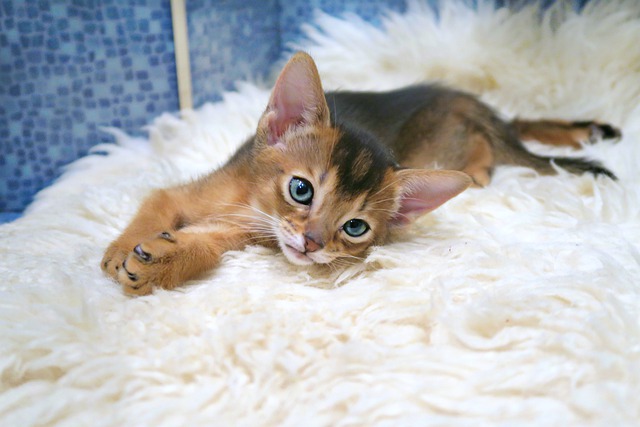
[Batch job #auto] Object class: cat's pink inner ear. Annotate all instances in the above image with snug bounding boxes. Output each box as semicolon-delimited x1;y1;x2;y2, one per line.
391;170;472;226
265;52;329;145
268;76;307;140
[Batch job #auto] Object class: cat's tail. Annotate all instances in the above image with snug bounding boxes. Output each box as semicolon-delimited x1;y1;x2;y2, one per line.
499;139;618;180
495;120;618;180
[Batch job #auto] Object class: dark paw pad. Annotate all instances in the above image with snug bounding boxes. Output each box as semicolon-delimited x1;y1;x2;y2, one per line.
597;124;621;140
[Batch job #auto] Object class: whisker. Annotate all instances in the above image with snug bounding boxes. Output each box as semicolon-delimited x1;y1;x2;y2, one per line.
369;178;403;200
214;215;277;229
196;203;282;233
237;235;278;246
336;254;364;262
325;254;364;270
218;202;281;223
367;197;398;206
366;208;399;215
326;261;341;274
207;220;274;235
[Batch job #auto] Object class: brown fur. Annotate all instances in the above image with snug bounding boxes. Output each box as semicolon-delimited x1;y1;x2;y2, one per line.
102;52;619;295
326;84;619;183
513;119;621;149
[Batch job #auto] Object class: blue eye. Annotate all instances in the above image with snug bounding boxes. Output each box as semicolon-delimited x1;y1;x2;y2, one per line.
343;219;369;237
289;177;314;205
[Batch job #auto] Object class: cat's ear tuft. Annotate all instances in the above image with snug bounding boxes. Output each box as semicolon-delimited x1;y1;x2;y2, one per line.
259;52;330;146
390;169;471;226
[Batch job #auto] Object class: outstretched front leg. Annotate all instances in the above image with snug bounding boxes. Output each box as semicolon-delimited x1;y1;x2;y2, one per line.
101;168;251;295
116;226;248;295
101;188;189;287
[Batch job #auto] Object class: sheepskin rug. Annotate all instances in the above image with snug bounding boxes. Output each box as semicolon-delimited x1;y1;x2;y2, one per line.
2;1;640;425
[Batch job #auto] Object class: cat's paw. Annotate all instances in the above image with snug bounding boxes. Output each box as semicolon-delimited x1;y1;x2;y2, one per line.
117;231;180;296
579;121;622;143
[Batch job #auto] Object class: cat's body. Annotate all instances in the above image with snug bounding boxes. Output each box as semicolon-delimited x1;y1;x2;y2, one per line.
102;52;619;295
327;85;618;185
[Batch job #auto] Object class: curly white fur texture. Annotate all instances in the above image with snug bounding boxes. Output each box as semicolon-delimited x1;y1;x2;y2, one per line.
1;1;639;425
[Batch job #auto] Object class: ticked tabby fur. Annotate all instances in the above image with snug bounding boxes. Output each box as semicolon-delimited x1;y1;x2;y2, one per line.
102;52;619;295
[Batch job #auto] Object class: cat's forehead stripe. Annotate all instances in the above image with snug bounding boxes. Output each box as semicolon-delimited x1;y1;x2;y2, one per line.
331;126;394;197
350;150;374;183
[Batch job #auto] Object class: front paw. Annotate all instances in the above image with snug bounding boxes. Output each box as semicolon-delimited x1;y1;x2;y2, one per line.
118;232;179;296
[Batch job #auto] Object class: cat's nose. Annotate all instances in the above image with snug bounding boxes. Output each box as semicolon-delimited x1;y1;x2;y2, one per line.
304;233;323;252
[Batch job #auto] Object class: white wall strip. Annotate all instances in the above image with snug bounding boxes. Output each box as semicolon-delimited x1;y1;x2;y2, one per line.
170;0;193;110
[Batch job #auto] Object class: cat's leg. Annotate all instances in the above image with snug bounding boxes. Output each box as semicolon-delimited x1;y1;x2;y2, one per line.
101;188;189;285
461;133;494;187
512;119;621;149
116;226;248;295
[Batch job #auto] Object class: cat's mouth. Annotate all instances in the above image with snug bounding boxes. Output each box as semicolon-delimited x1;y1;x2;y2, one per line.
282;244;316;266
276;225;331;266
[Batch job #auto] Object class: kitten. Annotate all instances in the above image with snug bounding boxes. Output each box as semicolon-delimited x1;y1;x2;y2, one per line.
101;52;619;295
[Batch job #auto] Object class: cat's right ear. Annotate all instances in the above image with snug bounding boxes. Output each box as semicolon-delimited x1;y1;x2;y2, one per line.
390;169;472;227
257;52;331;147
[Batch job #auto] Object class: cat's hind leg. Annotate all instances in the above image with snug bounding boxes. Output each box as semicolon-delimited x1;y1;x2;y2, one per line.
512;119;621;149
461;133;494;187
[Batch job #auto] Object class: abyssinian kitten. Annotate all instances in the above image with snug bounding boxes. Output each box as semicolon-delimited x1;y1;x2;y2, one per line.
102;52;619;295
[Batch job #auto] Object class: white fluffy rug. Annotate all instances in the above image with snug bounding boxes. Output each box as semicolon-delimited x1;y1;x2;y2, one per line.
2;1;640;425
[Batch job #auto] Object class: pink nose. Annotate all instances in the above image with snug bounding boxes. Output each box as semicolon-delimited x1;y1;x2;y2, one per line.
304;233;322;252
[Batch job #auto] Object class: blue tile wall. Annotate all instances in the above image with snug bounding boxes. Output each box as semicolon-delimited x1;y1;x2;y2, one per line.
498;0;589;9
1;0;593;219
187;0;409;108
187;0;282;108
0;0;178;213
278;0;408;47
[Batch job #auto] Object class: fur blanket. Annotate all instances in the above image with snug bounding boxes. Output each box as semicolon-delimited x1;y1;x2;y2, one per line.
2;1;639;425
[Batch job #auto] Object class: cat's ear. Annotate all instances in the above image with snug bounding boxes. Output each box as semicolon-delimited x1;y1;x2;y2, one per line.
390;169;471;227
258;52;330;146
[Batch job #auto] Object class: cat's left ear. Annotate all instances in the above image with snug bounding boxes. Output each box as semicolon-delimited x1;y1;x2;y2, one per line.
390;169;471;227
257;52;330;146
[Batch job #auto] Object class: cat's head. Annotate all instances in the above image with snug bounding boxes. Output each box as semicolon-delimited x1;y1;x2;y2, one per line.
250;52;471;266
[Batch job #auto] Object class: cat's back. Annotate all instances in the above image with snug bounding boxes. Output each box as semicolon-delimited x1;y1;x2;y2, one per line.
325;84;466;146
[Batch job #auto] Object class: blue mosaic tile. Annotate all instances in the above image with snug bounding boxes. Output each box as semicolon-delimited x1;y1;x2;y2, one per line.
497;0;590;9
187;0;282;108
0;0;178;213
0;212;20;224
186;0;409;108
186;0;590;111
1;0;594;215
278;0;408;48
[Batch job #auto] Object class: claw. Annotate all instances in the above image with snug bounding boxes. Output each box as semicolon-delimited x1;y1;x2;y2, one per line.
134;244;151;262
159;231;175;242
122;260;138;282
